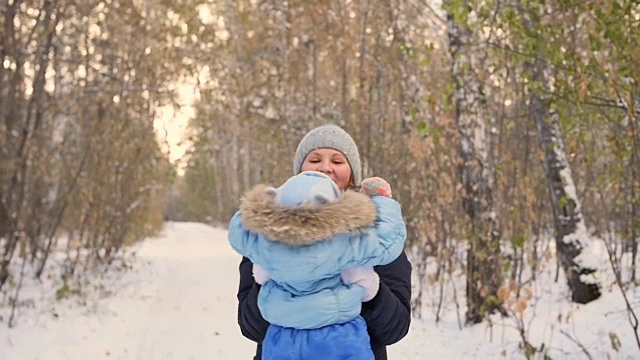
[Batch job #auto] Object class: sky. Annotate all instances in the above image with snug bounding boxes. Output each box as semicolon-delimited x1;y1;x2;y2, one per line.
1;222;639;360
154;80;197;168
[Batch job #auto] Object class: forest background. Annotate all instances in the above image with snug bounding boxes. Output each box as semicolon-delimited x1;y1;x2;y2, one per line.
1;1;639;358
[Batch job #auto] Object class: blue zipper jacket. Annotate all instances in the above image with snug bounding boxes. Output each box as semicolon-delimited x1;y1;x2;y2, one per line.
229;182;408;359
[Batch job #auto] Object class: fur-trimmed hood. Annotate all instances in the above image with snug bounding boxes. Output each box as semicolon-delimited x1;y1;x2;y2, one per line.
239;184;377;246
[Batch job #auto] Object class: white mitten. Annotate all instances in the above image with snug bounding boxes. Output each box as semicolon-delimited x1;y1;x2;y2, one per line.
340;266;380;302
252;263;271;285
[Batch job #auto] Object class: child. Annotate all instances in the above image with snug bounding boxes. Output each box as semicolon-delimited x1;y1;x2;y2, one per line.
228;170;406;360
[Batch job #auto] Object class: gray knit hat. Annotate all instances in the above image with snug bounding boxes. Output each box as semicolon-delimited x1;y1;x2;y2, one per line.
293;124;362;185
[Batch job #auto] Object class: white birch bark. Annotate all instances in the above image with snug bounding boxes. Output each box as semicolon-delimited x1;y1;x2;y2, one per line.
531;92;602;303
446;8;503;324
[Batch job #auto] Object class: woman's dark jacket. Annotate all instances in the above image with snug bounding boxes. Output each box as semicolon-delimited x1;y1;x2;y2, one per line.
236;251;412;359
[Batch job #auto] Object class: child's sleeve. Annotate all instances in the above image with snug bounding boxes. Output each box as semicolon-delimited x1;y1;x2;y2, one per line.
339;196;407;268
228;211;260;261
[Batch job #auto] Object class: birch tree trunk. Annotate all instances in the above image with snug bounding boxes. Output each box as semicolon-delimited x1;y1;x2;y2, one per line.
529;75;601;303
446;10;504;324
512;0;604;303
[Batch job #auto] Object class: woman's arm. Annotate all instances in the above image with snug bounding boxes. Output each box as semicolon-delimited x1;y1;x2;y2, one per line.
361;251;412;344
237;256;269;342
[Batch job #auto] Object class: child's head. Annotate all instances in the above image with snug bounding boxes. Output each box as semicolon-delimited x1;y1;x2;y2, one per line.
293;124;361;191
267;171;340;208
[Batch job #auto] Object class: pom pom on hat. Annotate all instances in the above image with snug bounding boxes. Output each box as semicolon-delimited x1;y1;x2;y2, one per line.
293;124;362;185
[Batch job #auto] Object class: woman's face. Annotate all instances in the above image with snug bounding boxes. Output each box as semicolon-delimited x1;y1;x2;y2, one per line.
300;148;353;191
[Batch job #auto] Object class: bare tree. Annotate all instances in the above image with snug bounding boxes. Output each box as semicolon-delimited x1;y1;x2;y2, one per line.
516;4;602;303
445;2;505;323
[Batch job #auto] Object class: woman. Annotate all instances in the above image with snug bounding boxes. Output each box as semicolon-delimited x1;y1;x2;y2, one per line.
235;124;412;359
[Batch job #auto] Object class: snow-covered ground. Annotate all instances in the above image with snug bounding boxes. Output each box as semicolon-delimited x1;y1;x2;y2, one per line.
1;222;639;359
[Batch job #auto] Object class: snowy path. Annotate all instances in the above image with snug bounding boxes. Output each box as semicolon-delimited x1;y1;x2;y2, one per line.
1;223;257;360
0;222;449;359
3;222;639;359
